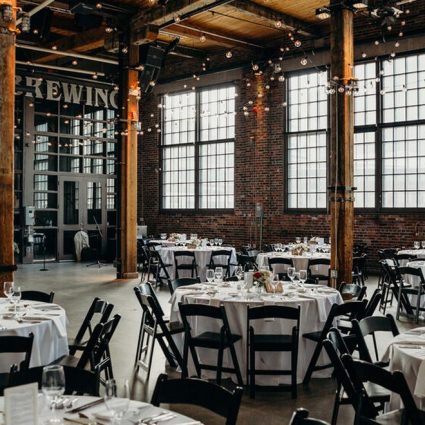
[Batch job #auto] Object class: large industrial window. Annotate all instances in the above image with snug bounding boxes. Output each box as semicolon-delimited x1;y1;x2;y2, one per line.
161;85;235;210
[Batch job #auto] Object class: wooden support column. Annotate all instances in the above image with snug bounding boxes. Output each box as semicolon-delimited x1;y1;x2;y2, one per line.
0;1;16;285
329;1;355;288
116;38;139;279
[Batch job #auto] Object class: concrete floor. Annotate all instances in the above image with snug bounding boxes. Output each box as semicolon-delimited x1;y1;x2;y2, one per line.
14;262;415;425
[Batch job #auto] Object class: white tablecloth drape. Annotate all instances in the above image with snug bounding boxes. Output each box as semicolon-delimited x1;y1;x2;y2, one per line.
0;300;68;373
170;284;343;385
159;246;237;281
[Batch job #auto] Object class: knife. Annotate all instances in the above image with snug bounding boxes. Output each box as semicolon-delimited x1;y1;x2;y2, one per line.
66;398;104;414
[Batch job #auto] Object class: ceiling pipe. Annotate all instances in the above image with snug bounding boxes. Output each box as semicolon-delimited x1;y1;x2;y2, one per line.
16;0;56;25
16;60;106;77
16;43;119;65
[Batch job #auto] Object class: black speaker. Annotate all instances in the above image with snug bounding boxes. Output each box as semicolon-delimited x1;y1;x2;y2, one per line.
139;44;165;69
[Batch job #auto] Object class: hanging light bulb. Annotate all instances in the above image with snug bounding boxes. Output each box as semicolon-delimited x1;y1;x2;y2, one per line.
225;50;233;59
174;15;181;23
275;20;282;28
278;75;285;82
300;57;308;66
199;33;206;43
252;63;259;71
294;40;302;48
21;13;31;33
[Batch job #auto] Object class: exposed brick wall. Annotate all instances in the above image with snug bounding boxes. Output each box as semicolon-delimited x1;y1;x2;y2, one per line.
138;66;425;271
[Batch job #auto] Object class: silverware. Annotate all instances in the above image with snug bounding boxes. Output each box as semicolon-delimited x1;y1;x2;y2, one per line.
67;398;104;414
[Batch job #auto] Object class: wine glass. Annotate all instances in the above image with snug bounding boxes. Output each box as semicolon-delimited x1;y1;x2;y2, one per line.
206;269;215;284
235;266;244;281
414;241;421;249
214;267;223;284
3;281;14;303
293;272;300;286
11;286;21;318
42;365;65;424
287;267;295;284
422;241;425;249
104;379;130;424
218;238;223;246
295;237;301;244
299;270;307;288
271;273;279;297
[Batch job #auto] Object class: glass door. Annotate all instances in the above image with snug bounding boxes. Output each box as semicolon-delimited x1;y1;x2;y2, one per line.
58;177;106;260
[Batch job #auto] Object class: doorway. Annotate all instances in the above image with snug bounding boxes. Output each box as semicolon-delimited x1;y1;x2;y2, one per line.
58;176;107;260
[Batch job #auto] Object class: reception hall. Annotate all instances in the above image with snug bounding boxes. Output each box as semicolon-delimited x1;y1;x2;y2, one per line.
1;0;425;424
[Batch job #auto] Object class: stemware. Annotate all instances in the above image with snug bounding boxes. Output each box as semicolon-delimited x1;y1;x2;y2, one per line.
293;272;300;286
214;267;223;284
270;273;279;297
295;237;301;244
160;233;167;240
422;241;425;249
299;270;307;288
3;281;14;303
414;241;421;249
104;379;130;425
11;286;21;318
42;365;65;424
235;265;244;281
206;269;215;284
287;267;295;284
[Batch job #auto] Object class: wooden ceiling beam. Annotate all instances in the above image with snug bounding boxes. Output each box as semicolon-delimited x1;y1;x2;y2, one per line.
162;23;262;49
132;0;233;29
34;26;106;63
230;0;321;37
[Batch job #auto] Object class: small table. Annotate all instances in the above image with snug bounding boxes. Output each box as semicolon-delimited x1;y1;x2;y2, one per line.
170;282;343;385
0;395;198;425
383;327;425;411
0;300;68;373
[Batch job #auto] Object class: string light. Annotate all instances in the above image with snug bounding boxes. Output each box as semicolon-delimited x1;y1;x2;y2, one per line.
225;50;233;59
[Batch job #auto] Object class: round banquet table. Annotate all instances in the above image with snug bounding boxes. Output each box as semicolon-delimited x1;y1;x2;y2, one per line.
0;299;68;373
257;252;330;275
398;249;425;265
382;327;425;411
170;282;343;385
159;246;237;281
0;395;199;425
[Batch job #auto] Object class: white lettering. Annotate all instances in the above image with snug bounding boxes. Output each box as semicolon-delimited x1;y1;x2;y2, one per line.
86;86;93;106
94;88;109;107
46;80;62;101
62;82;83;104
109;90;118;109
25;77;43;98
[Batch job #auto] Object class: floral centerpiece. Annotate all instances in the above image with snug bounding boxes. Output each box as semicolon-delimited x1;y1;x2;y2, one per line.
253;270;283;293
291;243;309;256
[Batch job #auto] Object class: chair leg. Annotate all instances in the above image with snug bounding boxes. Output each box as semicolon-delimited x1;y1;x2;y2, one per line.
216;347;224;385
156;335;177;368
164;332;184;370
189;344;202;378
181;334;189;379
134;317;145;368
331;383;342;425
228;342;243;386
303;340;324;385
291;346;298;399
249;346;255;399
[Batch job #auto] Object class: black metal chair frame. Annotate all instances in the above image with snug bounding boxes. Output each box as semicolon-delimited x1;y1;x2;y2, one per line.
179;302;243;386
307;258;331;285
246;305;300;399
173;251;199;279
144;244;172;288
208;250;234;278
21;290;54;303
151;374;243;425
133;285;184;380
169;277;201;296
398;266;425;323
302;300;366;385
267;257;294;279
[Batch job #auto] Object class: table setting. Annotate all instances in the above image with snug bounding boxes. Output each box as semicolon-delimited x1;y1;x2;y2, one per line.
169;275;342;384
0;283;68;373
382;327;425;410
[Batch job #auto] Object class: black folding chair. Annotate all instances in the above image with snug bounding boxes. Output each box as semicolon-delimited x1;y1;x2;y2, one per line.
68;297;114;355
342;355;425;425
267;257;293;278
169;277;201;296
174;251;198;279
208;250;234;278
179;303;243;385
307;258;331;285
290;408;331;425
134;285;184;380
247;305;300;398
339;282;367;301
21;291;54;303
302;300;366;385
8;365;100;396
398;266;425;323
151;374;243;425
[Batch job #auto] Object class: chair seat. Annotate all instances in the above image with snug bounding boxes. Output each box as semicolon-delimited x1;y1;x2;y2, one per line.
68;337;88;352
251;334;294;351
53;355;84;369
192;331;241;349
164;322;184;335
303;331;322;342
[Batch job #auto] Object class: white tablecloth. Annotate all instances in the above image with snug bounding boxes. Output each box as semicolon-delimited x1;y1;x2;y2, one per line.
0;395;198;425
398;249;425;265
0;300;68;373
382;327;425;411
170;282;343;385
159;246;237;281
257;252;330;276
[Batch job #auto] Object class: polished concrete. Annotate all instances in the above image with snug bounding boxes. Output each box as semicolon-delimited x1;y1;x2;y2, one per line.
14;262;415;425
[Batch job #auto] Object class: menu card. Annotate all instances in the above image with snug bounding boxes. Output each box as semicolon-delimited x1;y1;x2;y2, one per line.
4;383;38;425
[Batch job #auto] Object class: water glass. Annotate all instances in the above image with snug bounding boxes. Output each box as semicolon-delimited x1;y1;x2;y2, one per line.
160;233;167;240
414;241;421;249
42;365;65;424
206;269;215;284
422;241;425;249
295;237;301;244
104;379;130;424
11;286;21;317
214;267;223;284
299;270;307;287
271;273;279;297
235;265;244;281
3;281;14;302
287;267;295;283
190;233;198;240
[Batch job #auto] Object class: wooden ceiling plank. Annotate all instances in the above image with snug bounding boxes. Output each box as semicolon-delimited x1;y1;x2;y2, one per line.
34;26;106;63
230;0;321;37
132;0;232;29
